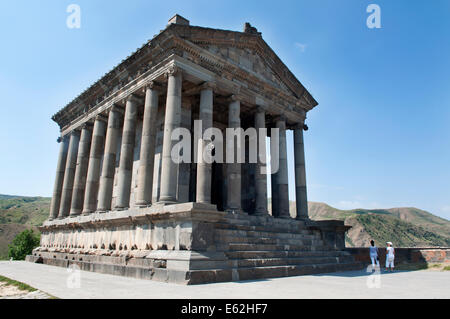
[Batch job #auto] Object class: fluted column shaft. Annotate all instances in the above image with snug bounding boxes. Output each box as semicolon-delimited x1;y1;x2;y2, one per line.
271;117;290;218
294;124;308;219
115;96;139;209
82;115;107;214
196;86;213;203
97;105;122;212
226;98;242;212
136;85;159;206
58;130;80;218
49;136;69;220
70;124;92;216
254;108;268;215
159;68;182;203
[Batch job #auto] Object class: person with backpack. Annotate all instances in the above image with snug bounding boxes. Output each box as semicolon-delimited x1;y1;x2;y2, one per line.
385;241;395;272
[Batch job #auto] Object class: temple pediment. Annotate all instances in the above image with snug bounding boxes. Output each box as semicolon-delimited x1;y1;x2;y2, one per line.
200;45;292;92
166;23;316;105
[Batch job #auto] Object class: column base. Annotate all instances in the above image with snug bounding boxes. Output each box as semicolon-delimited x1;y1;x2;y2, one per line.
156;200;178;206
225;208;246;215
136;204;152;208
277;215;292;219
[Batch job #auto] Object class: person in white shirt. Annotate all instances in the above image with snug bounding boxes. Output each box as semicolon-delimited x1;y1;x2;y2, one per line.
385;242;395;271
369;240;380;271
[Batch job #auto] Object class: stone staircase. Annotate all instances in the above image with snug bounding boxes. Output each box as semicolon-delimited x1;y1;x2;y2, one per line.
210;212;363;281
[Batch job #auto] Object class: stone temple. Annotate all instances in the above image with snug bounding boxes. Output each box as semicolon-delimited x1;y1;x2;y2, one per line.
27;15;360;284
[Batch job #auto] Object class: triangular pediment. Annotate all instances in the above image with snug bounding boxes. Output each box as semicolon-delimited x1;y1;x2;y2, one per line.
167;24;317;108
198;44;292;93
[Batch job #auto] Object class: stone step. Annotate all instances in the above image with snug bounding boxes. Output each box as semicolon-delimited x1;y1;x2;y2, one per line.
224;243;326;251
221;213;306;227
215;222;314;235
225;249;346;259
234;262;364;281
187;261;364;283
234;255;356;268
215;228;320;241
214;235;324;247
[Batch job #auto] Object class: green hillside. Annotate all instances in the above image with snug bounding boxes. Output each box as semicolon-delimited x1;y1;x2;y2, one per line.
0;195;50;226
0;195;50;259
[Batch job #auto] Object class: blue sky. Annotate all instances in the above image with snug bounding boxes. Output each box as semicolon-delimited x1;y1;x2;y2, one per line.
0;1;449;219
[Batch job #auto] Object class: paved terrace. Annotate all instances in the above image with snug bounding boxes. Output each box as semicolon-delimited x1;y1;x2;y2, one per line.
0;261;448;299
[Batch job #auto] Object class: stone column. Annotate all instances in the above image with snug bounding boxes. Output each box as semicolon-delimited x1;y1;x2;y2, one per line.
97;105;123;212
294;123;308;219
69;123;93;216
196;83;214;203
49;135;69;220
58;129;81;218
178;99;192;203
114;95;139;210
136;83;159;207
226;96;242;212
254;107;268;215
159;67;182;204
82;115;107;214
271;116;290;218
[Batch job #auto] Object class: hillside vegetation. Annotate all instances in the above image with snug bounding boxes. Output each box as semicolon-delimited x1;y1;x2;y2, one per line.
307;202;450;247
0;195;50;259
1;195;449;258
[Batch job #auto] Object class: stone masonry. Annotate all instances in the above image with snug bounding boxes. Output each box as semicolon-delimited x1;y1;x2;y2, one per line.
27;15;361;284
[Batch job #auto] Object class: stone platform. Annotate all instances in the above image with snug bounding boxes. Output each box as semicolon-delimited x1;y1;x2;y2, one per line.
27;203;363;284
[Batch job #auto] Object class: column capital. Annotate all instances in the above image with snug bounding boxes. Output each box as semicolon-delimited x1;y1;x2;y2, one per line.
256;105;266;114
57;135;69;143
165;65;181;78
126;93;143;104
145;81;163;92
81;122;93;130
95;113;108;123
294;122;308;131
229;94;241;103
110;103;125;115
273;114;286;123
200;81;216;91
70;128;81;136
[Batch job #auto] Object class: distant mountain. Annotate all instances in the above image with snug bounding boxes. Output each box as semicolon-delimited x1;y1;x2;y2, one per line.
307;202;450;247
1;194;449;259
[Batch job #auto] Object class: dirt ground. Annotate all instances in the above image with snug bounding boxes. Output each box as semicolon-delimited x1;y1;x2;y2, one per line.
0;280;52;299
0;281;28;297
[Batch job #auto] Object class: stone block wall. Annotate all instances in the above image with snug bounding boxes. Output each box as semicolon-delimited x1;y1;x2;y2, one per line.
346;247;450;265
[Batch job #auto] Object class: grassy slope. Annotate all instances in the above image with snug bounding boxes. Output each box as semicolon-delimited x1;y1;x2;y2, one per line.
0;195;50;259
